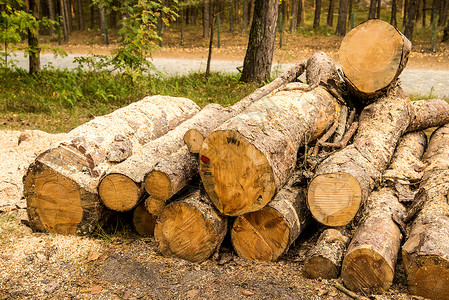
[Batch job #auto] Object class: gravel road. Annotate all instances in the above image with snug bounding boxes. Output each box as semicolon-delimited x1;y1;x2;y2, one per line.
11;52;449;98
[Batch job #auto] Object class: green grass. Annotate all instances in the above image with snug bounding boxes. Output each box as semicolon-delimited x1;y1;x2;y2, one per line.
0;68;259;133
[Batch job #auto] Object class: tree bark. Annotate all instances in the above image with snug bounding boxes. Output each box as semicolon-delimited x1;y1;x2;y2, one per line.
47;0;56;35
200;86;341;216
28;0;40;74
98;104;225;212
336;0;349;36
391;0;398;27
240;0;279;83
231;172;311;261
444;19;449;42
77;0;84;30
60;0;69;42
99;7;106;35
303;228;350;279
290;0;299;33
339;19;411;102
314;0;322;28
327;0;335;27
154;190;228;263
298;0;306;26
377;0;381;18
405;0;419;41
341;131;427;294
24;96;200;235
368;0;377;19
402;125;449;300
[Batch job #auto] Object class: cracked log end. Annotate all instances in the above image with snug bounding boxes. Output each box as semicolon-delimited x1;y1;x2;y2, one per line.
145;170;172;201
307;172;362;226
184;129;205;154
199;130;276;216
303;256;339;279
98;174;141;211
231;207;290;262
342;247;394;294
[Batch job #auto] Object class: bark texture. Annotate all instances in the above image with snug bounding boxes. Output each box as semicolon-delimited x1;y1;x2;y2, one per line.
308;87;412;226
339;19;411;102
231;172;310;261
98;104;222;212
154;190;227;263
402;125;449;300
408;98;449;132
24;96;200;234
303;228;350;279
200;86;341;216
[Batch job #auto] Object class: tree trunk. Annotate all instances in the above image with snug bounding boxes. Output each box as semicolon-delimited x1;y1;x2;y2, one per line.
154;190;228;263
98;104;227;212
28;0;40;75
132;201;157;236
203;0;210;38
341;131;427;294
405;0;419;40
290;0;299;33
200;86;341;217
77;0;84;30
24;96;200;235
240;0;279;83
368;0;377;19
327;0;335;27
231;172;311;261
336;0;349;36
307;96;449;227
391;0;398;27
422;0;427;26
303;228;350;279
402;125;449;300
99;7;106;35
439;0;449;26
377;0;381;18
242;0;250;33
60;0;69;42
314;0;322;28
47;0;56;35
90;2;95;29
298;0;306;26
444;19;449;42
229;1;234;31
339;19;411;102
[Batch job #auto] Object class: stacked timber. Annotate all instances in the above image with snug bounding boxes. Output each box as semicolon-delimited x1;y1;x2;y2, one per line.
24;96;200;234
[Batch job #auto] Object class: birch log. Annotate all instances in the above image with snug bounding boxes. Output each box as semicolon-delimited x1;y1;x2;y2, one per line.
24;96;200;235
154;190;227;263
402;125;449;300
231;172;311;261
200;86;341;216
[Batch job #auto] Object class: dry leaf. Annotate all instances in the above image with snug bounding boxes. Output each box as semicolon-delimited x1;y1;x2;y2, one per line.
186;289;200;299
241;289;255;296
87;251;100;262
90;285;102;295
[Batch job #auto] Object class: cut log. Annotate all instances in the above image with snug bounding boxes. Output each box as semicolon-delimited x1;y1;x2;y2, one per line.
402;125;449;300
154;190;227;263
132;201;157;236
308;87;412;227
408;98;449;132
339;19;411;101
145;196;167;216
184;60;308;154
303;228;350;279
24;96;200;235
340;131;426;294
98;104;224;212
231;172;311;261
200;86;341;216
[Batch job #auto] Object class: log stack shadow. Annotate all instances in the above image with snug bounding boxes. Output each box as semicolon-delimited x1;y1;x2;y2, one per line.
22;19;449;300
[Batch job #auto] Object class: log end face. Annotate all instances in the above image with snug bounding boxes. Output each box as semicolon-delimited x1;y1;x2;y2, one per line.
303;256;339;279
145;196;166;216
199;130;276;216
184;129;204;154
231;207;289;262
24;163;83;235
154;202;219;263
132;202;157;236
308;172;362;226
341;247;394;294
99;174;140;212
145;170;172;201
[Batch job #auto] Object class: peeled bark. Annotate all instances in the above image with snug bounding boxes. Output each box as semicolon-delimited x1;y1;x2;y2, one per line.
303;228;350;279
231;173;311;261
133;201;157;236
154;190;227;263
98;104;223;212
339;19;411;102
402;124;449;300
341;131;427;294
200;86;341;216
24;96;200;234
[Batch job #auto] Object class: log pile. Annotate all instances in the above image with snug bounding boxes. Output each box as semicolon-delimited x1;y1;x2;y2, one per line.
22;19;449;299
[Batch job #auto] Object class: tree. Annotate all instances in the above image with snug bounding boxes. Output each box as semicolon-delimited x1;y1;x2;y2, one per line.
443;18;449;42
314;0;322;28
405;0;419;41
240;0;278;83
290;0;299;33
27;0;40;74
368;0;377;19
391;0;398;26
327;0;335;27
336;0;349;36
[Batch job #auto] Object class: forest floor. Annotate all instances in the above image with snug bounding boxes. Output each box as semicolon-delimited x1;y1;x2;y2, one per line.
1;30;444;299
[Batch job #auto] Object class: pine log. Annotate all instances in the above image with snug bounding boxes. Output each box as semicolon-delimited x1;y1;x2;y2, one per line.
402;125;449;300
340;132;426;294
308;87;412;227
339;19;411;101
231;172;311;261
303;228;350;279
184;60;308;154
24;96;200;235
98;104;223;212
154;190;227;263
408;98;449;132
145;196;167;216
200;86;341;216
132;201;157;236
